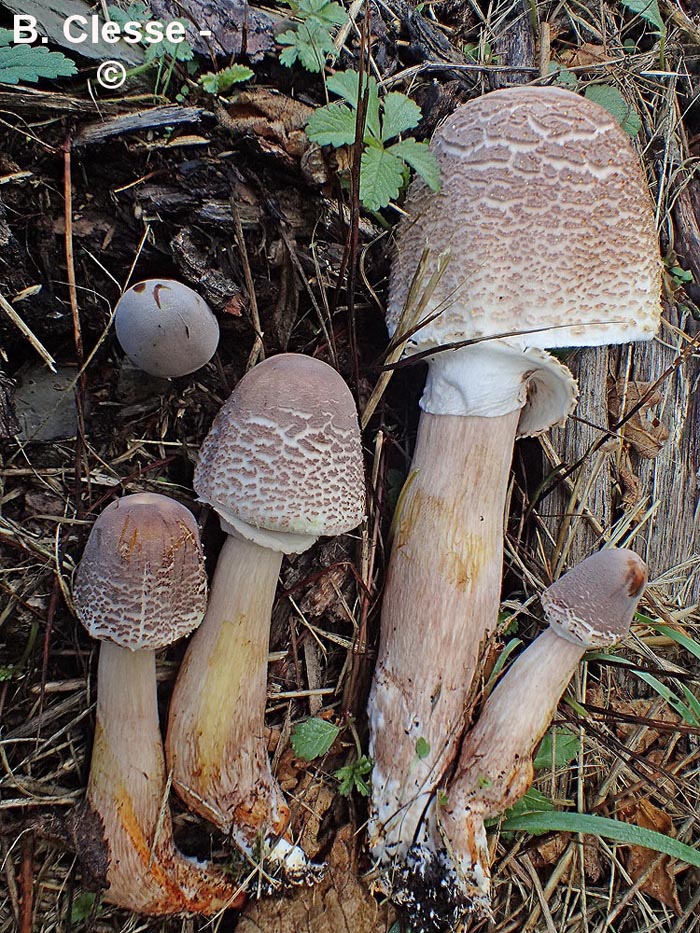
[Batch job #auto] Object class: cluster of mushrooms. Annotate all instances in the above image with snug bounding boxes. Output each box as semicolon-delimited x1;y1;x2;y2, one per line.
72;85;662;928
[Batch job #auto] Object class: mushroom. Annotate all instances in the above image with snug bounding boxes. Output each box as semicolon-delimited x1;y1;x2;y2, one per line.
166;353;365;882
74;492;243;914
397;548;648;930
114;279;220;379
369;87;661;881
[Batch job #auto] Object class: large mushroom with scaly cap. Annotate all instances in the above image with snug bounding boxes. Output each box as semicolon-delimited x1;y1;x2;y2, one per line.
166;353;365;883
74;492;243;915
368;86;661;895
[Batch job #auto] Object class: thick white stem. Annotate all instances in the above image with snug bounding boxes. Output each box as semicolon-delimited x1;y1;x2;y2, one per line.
88;643;240;914
166;535;316;880
368;409;520;867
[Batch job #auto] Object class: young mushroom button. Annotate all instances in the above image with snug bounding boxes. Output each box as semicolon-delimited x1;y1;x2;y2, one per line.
166;353;365;883
396;549;647;932
368;85;661;897
73;493;243;915
114;279;220;379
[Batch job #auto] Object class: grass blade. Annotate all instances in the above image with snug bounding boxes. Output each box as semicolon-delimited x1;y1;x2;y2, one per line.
500;812;700;867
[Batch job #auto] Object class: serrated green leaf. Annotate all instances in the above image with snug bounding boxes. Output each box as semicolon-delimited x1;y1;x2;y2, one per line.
360;145;404;211
326;70;380;138
500;811;700;869
381;92;422;141
0;45;76;84
387;138;441;191
278;19;336;72
533;727;580;771
199;65;254;95
620;0;664;33
585;84;642;137
335;755;372;796
106;3;149;29
291;718;340;760
0;28;15;46
144;22;194;63
306;102;357;147
297;0;348;26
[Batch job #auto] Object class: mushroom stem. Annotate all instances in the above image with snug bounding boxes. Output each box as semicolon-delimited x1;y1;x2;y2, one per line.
167;533;302;870
89;642;243;914
368;407;520;865
438;627;585;907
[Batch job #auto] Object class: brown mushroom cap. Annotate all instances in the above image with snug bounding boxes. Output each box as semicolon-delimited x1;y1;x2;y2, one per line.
74;493;207;650
387;86;661;353
194;354;365;538
541;548;647;647
115;279;219;379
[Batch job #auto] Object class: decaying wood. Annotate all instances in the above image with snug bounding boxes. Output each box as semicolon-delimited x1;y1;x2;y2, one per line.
0;369;20;438
541;310;700;600
74;106;212;147
0;0;145;64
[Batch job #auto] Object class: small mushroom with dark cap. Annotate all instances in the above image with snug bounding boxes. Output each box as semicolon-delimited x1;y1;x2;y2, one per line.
395;548;647;931
74;493;243;914
115;279;220;379
166;353;365;882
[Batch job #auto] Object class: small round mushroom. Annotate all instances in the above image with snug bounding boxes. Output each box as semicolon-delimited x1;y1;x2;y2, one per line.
74;493;243;915
368;86;661;883
114;279;220;379
166;353;365;882
396;548;647;930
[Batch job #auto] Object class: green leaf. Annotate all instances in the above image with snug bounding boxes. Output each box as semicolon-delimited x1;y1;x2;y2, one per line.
144;22;194;63
0;28;15;46
584;84;642;137
278;19;337;72
335;755;372;796
360;145;405;211
326;71;380;139
533;727;580;770
380;92;422;141
639;615;700;660
548;62;578;89
0;667;14;682
619;0;665;33
106;3;149;28
634;670;700;725
199;65;254;95
306;102;357;147
296;0;348;26
387;138;441;191
291;718;340;760
415;736;430;759
500;811;700;869
0;45;76;84
71;892;99;923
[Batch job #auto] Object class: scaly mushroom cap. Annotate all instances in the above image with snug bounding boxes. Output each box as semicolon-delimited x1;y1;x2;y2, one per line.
387;86;661;352
74;493;207;650
194;354;365;538
115;279;220;379
541;547;648;647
